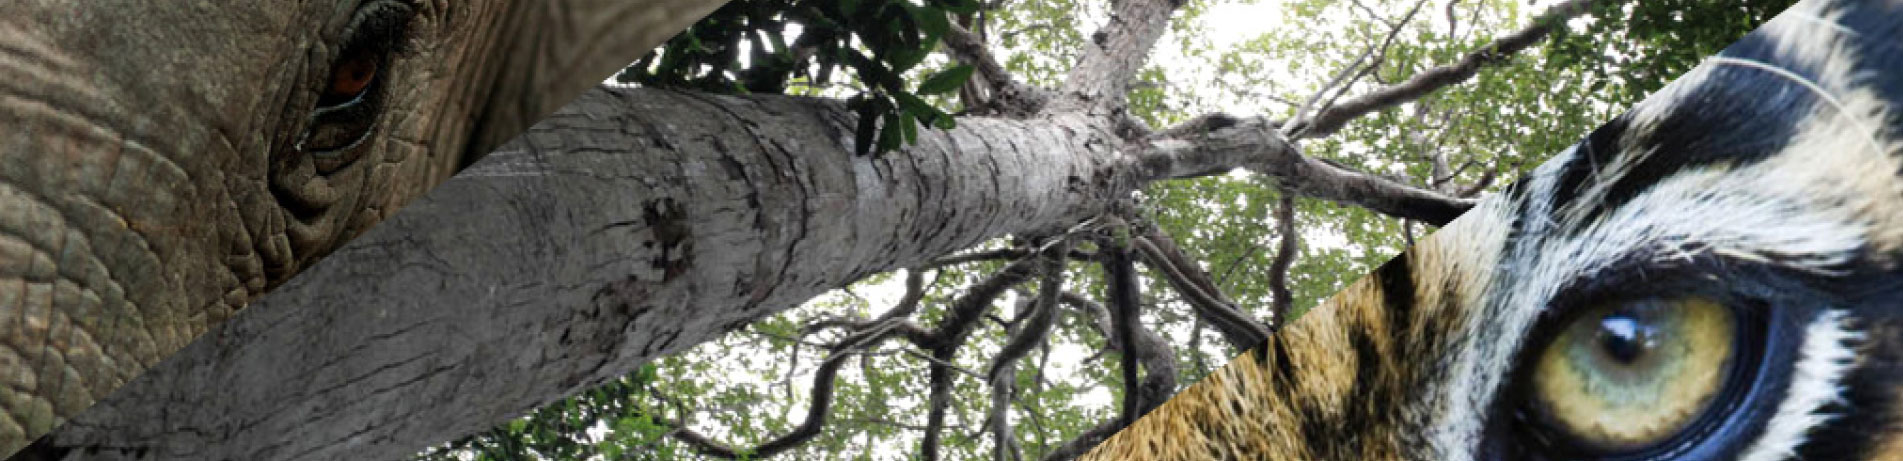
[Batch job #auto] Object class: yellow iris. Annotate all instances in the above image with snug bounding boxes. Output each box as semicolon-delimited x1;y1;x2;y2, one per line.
1530;297;1736;451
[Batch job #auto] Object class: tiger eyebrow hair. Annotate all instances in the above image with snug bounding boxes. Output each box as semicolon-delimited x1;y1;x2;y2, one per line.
1783;10;1863;39
1703;56;1884;156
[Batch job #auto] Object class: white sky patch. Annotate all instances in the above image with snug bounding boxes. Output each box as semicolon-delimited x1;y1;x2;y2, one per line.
1203;1;1288;49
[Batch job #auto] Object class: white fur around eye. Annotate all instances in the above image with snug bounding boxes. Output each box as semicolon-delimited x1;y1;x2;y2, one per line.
1736;309;1862;461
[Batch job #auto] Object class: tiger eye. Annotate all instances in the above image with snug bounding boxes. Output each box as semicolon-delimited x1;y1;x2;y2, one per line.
1529;297;1736;451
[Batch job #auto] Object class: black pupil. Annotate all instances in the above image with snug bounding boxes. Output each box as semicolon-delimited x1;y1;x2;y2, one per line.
1596;313;1653;364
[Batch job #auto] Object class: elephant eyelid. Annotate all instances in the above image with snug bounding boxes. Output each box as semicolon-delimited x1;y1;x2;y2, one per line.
295;94;378;160
316;1;416;108
340;1;418;57
294;1;416;166
297;86;379;163
295;126;377;161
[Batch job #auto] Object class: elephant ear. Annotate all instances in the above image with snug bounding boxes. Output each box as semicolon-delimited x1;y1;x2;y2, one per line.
460;0;733;163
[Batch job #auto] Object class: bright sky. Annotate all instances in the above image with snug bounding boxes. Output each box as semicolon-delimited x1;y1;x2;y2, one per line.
1205;0;1288;47
763;1;1321;457
575;1;1586;459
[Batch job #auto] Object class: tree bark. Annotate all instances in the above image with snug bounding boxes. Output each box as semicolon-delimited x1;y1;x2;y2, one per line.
32;82;1466;461
29;86;1134;461
1134;116;1473;225
461;0;733;161
12;0;1616;457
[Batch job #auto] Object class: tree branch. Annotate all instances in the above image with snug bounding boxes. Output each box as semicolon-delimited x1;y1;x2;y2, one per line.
802;270;938;350
1457;166;1501;198
662;345;863;459
1043;293;1176;461
927;246;1098;269
986;242;1066;461
1284;0;1602;139
690;256;1042;460
1134;116;1475;225
1100;241;1142;426
923;256;1041;461
1286;0;1432;134
944;22;1055;117
1037;419;1122;461
38;87;1146;461
1268;191;1299;324
942;23;1015;95
1285;46;1375;133
1048;0;1186;113
1128;232;1268;350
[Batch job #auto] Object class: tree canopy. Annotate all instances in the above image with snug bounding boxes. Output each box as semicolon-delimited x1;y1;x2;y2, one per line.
415;0;1790;459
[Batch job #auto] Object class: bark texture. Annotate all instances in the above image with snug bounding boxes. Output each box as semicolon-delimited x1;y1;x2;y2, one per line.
20;1;1582;457
16;0;1605;458
461;0;735;161
1134;116;1474;225
0;1;725;455
34;68;1484;458
34;87;1128;461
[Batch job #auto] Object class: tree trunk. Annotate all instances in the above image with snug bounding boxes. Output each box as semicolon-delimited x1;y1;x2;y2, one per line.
16;0;1594;457
32;51;1481;458
33;86;1137;461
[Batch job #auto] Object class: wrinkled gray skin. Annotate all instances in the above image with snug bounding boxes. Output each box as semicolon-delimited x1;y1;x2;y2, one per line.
0;0;722;452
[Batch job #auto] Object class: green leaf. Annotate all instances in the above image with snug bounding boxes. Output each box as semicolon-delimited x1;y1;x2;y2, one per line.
892;91;935;115
878;111;903;152
633;363;659;384
894;91;953;133
889;47;931;73
916;65;975;95
913;4;951;41
900;111;918;144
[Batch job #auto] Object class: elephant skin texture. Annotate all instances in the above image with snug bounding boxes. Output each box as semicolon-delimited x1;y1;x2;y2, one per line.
0;0;725;455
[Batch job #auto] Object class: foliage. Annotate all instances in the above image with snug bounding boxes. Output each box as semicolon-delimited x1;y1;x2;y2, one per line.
1150;0;1621;319
615;0;983;156
421;0;1786;460
415;363;669;460
1546;0;1797;104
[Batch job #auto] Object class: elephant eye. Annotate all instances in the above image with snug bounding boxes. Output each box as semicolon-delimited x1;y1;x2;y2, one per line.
1510;295;1765;458
296;1;415;172
320;48;379;106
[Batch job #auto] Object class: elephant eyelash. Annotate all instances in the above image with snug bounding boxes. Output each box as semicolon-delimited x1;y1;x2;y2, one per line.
309;90;370;119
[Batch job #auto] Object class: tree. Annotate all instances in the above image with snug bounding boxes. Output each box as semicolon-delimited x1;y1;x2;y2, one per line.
33;0;1783;460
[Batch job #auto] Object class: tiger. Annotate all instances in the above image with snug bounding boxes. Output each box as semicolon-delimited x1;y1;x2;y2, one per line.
1078;0;1903;459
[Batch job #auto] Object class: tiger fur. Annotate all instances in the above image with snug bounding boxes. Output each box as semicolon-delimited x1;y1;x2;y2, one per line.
1080;1;1903;459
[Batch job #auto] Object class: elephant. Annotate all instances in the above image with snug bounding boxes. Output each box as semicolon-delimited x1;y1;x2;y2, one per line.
0;0;724;454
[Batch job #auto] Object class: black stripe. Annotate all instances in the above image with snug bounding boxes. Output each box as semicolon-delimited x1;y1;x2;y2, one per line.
1267;336;1297;387
1546;116;1627;220
1832;0;1903;175
1374;251;1417;340
1296;330;1390;457
1497;174;1537;248
1553;21;1830;229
